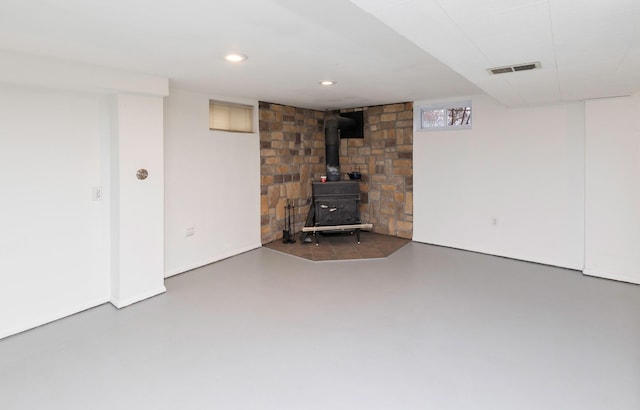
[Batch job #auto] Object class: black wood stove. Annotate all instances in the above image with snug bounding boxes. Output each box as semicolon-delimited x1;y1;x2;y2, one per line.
310;180;361;244
299;113;370;245
312;181;360;225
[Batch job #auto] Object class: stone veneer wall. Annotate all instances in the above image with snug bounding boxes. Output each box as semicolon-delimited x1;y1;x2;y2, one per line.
340;103;413;239
259;102;324;244
259;101;413;244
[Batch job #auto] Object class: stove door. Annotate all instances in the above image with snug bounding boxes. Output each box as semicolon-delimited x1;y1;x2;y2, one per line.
335;198;359;224
314;198;360;226
315;200;339;225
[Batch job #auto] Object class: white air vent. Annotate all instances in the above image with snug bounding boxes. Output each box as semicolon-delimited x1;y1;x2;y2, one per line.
488;61;541;75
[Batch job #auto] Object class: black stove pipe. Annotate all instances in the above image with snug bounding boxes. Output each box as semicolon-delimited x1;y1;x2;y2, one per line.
324;115;357;181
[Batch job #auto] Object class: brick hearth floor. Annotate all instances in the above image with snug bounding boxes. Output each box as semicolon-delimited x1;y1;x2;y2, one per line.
263;231;410;261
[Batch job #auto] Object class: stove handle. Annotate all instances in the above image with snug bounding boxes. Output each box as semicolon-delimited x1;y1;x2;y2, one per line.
320;204;337;212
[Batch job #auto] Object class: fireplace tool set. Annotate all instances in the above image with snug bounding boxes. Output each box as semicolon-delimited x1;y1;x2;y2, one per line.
282;199;296;244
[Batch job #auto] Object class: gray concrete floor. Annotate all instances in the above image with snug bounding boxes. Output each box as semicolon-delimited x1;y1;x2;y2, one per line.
1;243;639;410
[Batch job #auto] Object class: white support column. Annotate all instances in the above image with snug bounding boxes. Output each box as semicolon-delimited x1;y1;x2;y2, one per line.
584;95;640;284
110;94;166;307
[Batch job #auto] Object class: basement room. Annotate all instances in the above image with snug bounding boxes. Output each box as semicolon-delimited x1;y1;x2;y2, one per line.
1;1;639;409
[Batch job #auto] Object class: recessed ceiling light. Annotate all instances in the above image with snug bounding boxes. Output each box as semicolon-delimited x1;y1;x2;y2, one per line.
224;53;247;62
320;80;336;86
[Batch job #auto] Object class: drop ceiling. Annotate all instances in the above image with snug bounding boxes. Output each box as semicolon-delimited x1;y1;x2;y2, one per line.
0;0;638;109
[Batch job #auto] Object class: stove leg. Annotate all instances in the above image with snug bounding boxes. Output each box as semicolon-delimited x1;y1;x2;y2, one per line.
315;232;319;246
356;229;361;244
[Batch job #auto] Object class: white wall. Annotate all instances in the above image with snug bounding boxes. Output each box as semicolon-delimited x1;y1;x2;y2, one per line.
110;94;166;307
0;52;169;339
584;95;640;284
0;84;110;338
164;88;261;277
413;95;585;270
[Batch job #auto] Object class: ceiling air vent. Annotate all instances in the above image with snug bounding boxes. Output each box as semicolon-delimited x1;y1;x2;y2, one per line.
490;66;514;75
488;61;541;75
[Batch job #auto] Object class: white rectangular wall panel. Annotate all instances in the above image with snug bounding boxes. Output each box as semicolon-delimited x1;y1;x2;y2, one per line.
164;88;261;277
0;84;110;338
584;96;640;284
413;94;585;270
110;94;166;306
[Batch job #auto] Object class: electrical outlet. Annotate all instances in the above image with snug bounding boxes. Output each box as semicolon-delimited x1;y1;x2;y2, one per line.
185;226;195;237
92;186;102;201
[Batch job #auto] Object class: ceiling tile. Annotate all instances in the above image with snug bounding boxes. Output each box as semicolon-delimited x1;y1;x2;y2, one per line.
352;0;640;105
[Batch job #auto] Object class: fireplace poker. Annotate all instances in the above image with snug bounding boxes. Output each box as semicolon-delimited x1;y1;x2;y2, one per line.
282;200;290;243
290;201;297;243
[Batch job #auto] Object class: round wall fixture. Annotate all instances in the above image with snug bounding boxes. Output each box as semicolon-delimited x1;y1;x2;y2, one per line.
136;169;149;180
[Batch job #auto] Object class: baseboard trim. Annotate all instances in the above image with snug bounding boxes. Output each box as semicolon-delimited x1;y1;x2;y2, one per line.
411;239;582;272
110;285;167;309
164;242;262;278
0;296;109;340
582;268;640;285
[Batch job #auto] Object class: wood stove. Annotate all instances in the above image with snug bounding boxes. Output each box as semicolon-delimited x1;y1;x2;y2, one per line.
312;181;360;225
299;115;371;245
309;180;361;244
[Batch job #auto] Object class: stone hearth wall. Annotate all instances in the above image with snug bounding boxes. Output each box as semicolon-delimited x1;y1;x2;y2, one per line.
340;103;413;239
259;102;413;244
259;102;324;244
